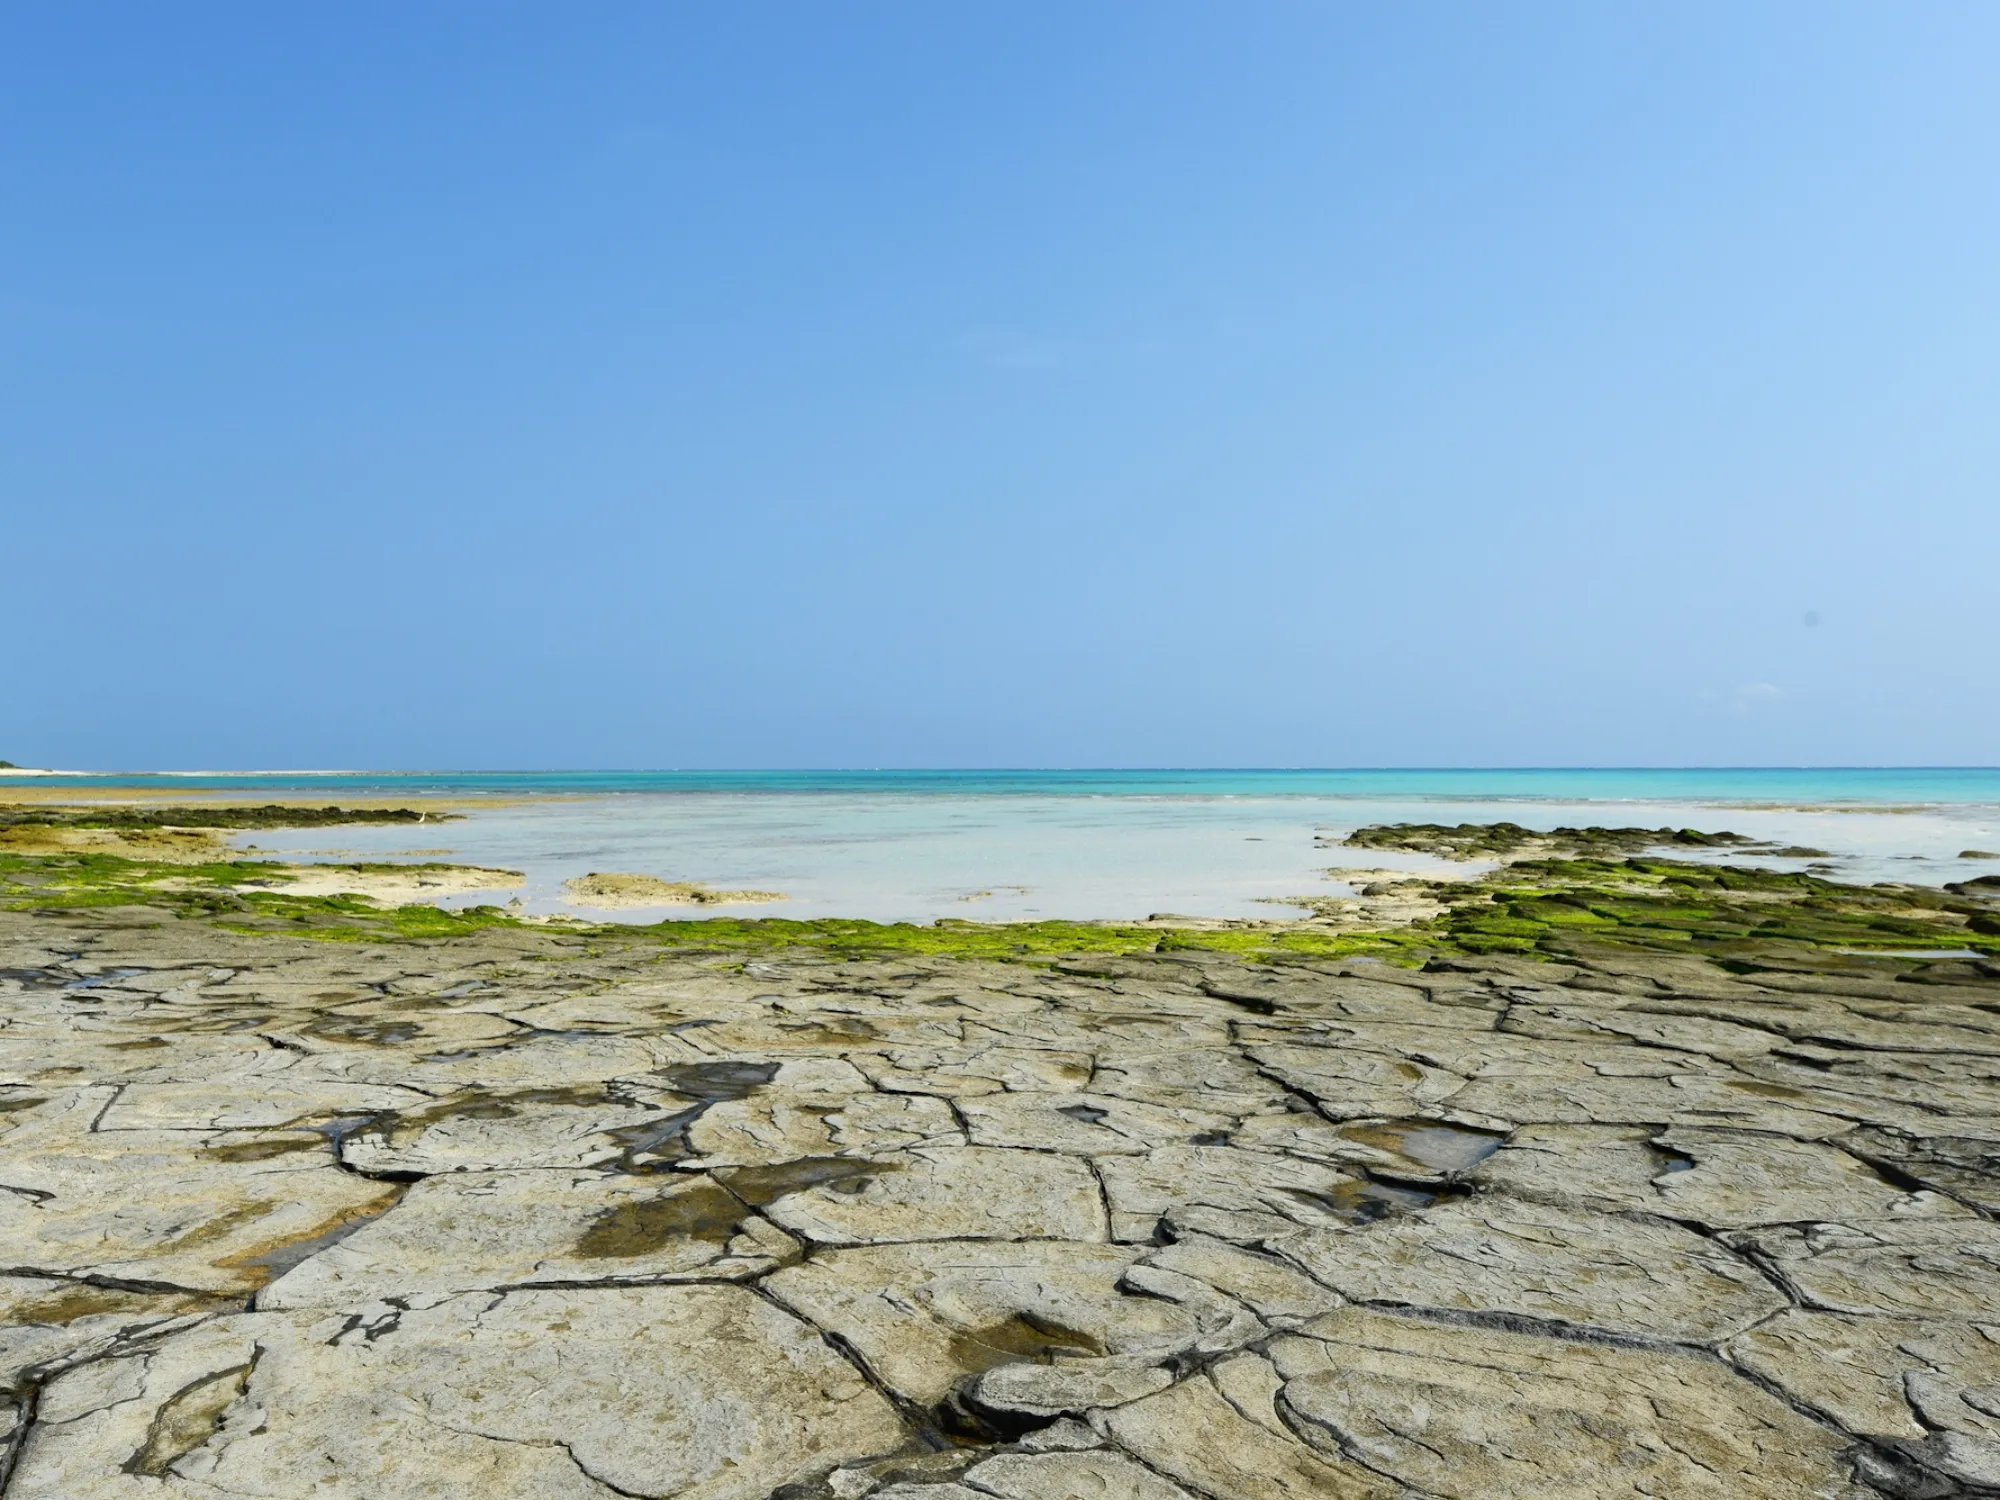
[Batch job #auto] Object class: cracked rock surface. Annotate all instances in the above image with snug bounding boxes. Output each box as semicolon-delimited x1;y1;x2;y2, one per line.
6;910;2000;1496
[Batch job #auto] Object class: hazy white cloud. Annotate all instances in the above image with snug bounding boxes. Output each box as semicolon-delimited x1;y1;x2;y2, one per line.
1733;682;1785;714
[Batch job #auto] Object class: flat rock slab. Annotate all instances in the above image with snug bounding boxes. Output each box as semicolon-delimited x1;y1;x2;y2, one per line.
959;1448;1203;1499
257;1168;800;1306
1727;1308;2000;1452
1729;1217;2000;1319
8;1286;906;1499
1268;1308;1875;1499
0;1276;217;1391
684;1088;961;1165
340;1087;689;1173
1098;1367;1404;1499
740;1145;1108;1244
765;1241;1210;1408
958;1091;1237;1154
1095;1143;1371;1242
1272;1194;1787;1343
0;1099;405;1295
1471;1122;1968;1229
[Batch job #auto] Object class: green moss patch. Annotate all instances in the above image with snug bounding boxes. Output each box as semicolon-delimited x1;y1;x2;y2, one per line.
1430;855;2000;963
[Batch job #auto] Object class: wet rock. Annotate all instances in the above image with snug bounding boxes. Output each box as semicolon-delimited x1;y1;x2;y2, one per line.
1840;1123;2000;1213
1246;1042;1465;1120
1443;1067;1858;1138
1087;1048;1291;1116
854;1045;1096;1096
1503;1002;1786;1059
0;1275;217;1393
1253;1115;1504;1185
96;1077;435;1131
1469;1122;1688;1212
1473;1123;1966;1229
1649;1128;1967;1229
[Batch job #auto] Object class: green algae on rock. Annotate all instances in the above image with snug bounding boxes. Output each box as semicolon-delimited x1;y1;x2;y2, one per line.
0;804;454;832
3;821;1997;981
1337;820;1760;859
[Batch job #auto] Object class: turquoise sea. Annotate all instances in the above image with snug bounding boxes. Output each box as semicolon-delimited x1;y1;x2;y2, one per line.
7;769;1998;923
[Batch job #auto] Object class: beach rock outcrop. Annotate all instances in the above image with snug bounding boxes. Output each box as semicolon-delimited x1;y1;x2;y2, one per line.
7;908;2000;1494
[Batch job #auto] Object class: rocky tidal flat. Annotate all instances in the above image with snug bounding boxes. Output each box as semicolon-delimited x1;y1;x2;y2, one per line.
5;824;2000;1496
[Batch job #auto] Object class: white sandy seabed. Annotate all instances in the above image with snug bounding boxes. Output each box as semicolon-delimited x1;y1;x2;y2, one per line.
217;788;2000;925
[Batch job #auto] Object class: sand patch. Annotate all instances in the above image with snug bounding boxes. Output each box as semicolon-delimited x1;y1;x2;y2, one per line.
247;865;524;906
562;873;786;909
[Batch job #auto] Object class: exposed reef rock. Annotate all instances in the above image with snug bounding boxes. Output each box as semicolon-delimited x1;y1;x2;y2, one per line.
1334;820;1764;859
6;895;2000;1496
0;805;457;866
562;873;787;908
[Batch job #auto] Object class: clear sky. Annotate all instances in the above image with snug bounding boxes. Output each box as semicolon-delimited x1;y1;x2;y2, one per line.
3;3;1995;770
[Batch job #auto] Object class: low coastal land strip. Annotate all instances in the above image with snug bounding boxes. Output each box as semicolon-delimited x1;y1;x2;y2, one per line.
4;802;2000;1496
2;801;1994;971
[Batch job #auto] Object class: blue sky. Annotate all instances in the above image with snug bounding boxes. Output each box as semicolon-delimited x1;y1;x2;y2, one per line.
3;3;1995;769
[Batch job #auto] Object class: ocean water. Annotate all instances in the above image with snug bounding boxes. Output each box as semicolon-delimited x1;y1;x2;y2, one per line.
7;769;1999;923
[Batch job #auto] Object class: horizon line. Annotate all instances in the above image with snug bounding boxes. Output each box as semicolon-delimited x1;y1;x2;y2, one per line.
6;765;1999;777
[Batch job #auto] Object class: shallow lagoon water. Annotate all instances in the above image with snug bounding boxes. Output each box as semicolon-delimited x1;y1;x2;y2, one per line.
8;769;1999;923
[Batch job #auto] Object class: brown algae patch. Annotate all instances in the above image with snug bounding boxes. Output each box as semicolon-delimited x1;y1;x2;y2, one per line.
775;1019;883;1046
721;1156;895;1205
1726;1080;1811;1100
157;1200;285;1255
230;1186;409;1285
945;1314;1107;1376
576;1181;748;1255
122;1360;256;1477
563;872;786;909
302;1016;425;1046
371;1084;630;1139
575;1159;898;1258
9;1284;213;1327
204;1134;328;1164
